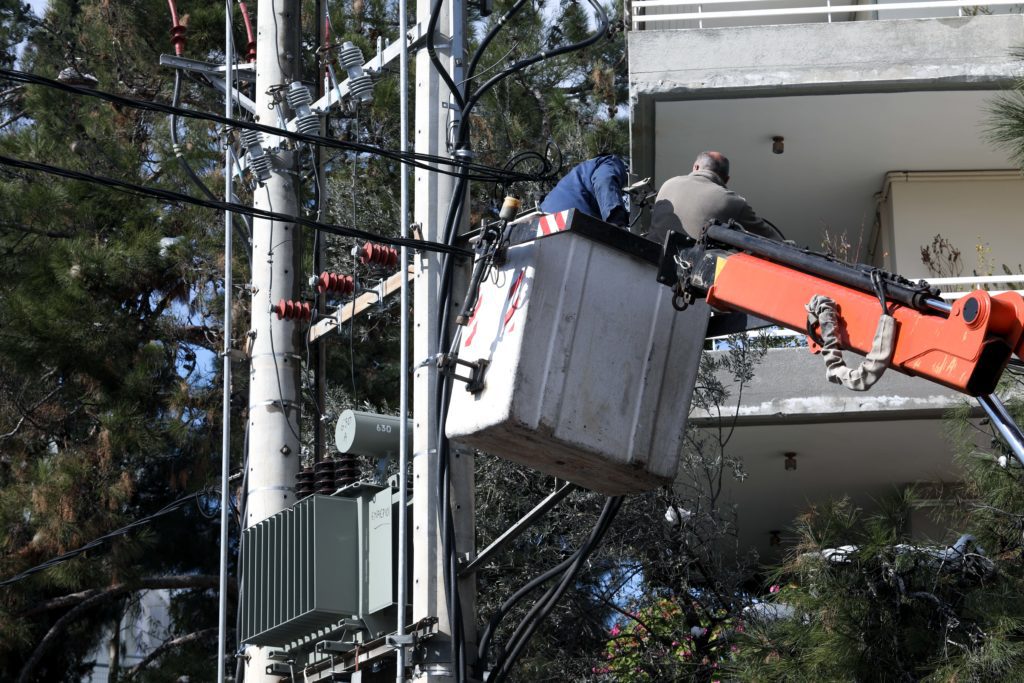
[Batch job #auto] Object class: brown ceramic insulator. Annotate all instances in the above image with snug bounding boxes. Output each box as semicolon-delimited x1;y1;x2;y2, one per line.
334;453;360;488
295;467;316;500
314;459;337;494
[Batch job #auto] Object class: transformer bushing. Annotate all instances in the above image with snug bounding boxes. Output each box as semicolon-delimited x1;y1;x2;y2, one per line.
286;81;320;137
294;466;315;500
313;459;337;495
240;128;272;183
335;453;360;488
339;42;373;103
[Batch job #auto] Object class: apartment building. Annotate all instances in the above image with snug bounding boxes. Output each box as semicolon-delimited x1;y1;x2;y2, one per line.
627;3;1024;557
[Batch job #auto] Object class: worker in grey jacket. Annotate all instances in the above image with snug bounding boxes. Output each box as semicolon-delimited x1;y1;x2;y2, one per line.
648;151;782;244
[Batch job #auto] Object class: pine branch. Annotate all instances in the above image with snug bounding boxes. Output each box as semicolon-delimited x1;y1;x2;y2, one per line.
124;627;219;679
16;575;231;683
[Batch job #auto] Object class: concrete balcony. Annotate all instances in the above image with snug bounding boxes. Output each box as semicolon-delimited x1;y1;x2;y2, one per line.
630;7;1024;558
627;14;1024;258
693;345;976;559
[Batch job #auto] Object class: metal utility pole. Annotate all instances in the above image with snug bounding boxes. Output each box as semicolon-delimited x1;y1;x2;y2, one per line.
413;0;475;678
217;3;235;681
245;0;302;679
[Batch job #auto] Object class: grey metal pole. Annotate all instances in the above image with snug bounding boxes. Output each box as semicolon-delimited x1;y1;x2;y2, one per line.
414;0;474;677
217;2;234;681
245;0;302;679
413;0;452;675
978;394;1024;466
396;0;411;677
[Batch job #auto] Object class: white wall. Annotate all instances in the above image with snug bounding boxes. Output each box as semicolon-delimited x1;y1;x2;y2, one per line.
879;171;1024;277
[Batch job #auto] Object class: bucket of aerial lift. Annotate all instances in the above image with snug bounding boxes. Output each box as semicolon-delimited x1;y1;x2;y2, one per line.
444;209;710;495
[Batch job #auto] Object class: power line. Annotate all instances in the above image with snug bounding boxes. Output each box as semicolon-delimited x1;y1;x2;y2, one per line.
0;491;207;588
0;68;558;185
0;153;473;258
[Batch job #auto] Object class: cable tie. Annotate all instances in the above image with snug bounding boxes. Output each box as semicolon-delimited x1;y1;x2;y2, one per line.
415;353;444;369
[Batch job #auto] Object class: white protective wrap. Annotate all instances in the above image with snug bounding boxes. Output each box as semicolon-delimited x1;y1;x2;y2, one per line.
806;294;896;392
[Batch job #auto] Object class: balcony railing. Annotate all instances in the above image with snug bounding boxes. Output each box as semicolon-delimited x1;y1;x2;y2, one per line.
709;273;1024;349
630;0;1021;30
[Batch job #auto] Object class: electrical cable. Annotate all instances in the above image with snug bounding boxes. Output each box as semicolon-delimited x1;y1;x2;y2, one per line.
425;0;466;113
0;153;472;258
476;551;577;664
489;496;623;683
461;0;609;120
170;68;253;267
171;69;220;203
0;490;209;588
465;0;529;84
263;191;305;446
0;68;555;184
423;6;615;680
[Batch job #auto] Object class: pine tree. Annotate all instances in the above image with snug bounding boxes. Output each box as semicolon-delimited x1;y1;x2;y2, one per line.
0;1;240;679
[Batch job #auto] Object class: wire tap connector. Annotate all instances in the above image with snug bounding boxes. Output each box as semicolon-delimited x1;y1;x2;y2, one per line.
339;42;374;103
286;82;321;136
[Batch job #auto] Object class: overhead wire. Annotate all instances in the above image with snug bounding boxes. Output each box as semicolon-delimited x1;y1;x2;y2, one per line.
0;153;472;258
488;496;624;683
170;68;253;270
0;490;211;588
0;68;556;184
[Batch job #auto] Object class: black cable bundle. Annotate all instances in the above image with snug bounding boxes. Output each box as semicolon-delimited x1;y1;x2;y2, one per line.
425;1;615;680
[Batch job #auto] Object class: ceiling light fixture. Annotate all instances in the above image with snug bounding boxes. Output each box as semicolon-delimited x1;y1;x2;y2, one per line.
784;452;797;471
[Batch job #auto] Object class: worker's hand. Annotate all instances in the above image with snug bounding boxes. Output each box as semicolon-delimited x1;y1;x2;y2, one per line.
607;206;629;228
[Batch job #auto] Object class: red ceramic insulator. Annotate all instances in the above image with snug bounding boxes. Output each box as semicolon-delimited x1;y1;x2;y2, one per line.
316;272;355;296
359;242;399;269
272;299;312;321
169;25;187;57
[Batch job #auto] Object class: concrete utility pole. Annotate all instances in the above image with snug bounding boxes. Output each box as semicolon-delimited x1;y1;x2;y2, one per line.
413;0;475;678
245;0;302;679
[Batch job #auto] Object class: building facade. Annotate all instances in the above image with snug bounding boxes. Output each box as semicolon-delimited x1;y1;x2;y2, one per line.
627;4;1024;557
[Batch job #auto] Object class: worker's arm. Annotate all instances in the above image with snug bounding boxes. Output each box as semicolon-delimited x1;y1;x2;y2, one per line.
590;156;629;226
733;197;781;240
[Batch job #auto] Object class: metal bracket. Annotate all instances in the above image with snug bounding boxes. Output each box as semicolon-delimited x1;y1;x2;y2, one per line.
266;662;293;676
158;54;256;114
310;22;427;115
317;639;357;654
386;633;418;648
438;354;488;394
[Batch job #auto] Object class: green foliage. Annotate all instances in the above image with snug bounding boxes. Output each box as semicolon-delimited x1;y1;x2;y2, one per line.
598;597;736;682
0;0;237;679
988;49;1024;170
730;376;1024;681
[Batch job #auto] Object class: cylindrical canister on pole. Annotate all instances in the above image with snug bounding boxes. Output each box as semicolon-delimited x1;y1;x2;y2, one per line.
335;410;412;457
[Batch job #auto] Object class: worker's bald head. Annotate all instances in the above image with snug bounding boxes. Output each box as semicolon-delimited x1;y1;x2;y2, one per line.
694;151;730;184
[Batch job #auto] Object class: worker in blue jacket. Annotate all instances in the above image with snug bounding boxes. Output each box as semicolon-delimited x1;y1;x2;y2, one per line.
540;154;630;228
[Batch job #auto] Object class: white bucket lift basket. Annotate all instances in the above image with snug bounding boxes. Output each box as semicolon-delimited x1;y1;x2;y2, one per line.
445;210;710;495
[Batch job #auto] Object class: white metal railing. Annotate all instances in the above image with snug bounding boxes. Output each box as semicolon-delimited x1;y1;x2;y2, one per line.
916;273;1024;300
630;0;1021;30
709;273;1024;349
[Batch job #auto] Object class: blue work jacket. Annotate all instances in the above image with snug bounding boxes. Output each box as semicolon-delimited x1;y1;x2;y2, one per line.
540;155;628;223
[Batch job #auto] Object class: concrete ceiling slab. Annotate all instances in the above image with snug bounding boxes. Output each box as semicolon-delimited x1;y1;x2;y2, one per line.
654;90;1015;261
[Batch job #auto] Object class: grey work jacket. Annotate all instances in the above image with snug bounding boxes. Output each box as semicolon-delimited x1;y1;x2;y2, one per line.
648;169;775;243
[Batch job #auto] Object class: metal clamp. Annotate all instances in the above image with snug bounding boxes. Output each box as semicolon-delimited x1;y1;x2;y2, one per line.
265;662;293;676
317;639;357;654
438;354;488;394
387;633;418;648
